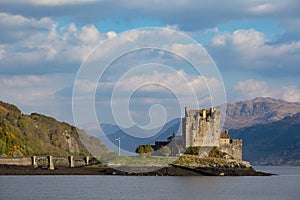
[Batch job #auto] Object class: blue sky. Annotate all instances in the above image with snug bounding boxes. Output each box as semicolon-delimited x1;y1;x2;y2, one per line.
0;0;299;130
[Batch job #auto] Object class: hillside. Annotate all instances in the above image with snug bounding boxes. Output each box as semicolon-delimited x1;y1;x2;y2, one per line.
0;101;107;157
229;112;300;165
222;97;300;129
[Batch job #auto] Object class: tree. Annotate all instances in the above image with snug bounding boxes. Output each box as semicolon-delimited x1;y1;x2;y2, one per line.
135;145;145;154
144;144;154;154
136;144;153;157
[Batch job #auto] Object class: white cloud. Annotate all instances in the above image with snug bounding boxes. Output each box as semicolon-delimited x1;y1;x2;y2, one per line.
211;34;227;46
211;29;265;48
0;12;52;43
0;74;66;103
1;0;100;6
0;74;76;122
248;3;275;14
78;24;104;45
166;43;211;65
109;70;220;96
281;86;300;102
0;45;5;59
98;68;222;127
209;29;300;75
106;31;117;39
0;13;116;74
231;79;300;102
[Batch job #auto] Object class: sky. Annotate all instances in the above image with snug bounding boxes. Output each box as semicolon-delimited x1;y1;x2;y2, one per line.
0;0;300;130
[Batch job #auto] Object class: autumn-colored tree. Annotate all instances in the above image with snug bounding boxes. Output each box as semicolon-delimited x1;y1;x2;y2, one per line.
135;145;145;154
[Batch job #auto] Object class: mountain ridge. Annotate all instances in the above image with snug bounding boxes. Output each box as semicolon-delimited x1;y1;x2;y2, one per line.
221;97;300;129
229;112;300;165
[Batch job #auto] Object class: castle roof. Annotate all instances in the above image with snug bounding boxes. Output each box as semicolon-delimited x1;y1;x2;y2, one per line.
220;131;230;139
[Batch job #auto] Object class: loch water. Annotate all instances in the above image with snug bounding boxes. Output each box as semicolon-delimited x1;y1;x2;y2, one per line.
0;166;299;200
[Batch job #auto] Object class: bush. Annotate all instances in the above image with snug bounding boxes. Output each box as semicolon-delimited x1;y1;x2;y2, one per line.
209;146;228;158
18;118;28;129
144;144;154;153
0;139;6;154
135;145;145;154
184;146;201;155
135;144;154;157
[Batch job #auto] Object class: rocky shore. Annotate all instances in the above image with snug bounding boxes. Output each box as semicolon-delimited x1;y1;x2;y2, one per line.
0;164;273;176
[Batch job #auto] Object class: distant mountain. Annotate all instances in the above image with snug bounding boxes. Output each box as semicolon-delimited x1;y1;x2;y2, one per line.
79;118;182;153
0;101;107;157
229;112;300;165
106;118;181;153
221;97;300;129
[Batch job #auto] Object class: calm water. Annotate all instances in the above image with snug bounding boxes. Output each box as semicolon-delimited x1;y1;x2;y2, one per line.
0;166;299;200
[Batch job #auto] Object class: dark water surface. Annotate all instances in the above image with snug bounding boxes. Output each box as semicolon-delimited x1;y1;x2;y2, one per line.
0;166;299;200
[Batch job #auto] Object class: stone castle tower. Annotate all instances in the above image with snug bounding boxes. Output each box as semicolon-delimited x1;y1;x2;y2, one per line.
182;106;242;160
182;107;221;148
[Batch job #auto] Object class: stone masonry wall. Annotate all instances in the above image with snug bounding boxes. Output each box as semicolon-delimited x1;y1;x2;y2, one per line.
0;157;32;166
219;139;243;160
183;107;221;148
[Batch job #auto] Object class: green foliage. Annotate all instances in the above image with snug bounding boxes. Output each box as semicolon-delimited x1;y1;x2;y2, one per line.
0;139;6;154
24;146;34;156
136;144;154;154
173;155;239;167
0;101;21;114
71;152;89;156
6;112;19;126
0;100;107;157
144;144;154;153
18;118;28;129
184;146;201;155
135;145;145;154
209;146;228;158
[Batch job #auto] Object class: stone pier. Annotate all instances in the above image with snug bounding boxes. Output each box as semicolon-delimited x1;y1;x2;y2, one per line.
69;156;75;168
85;156;89;165
32;156;38;168
48;156;54;170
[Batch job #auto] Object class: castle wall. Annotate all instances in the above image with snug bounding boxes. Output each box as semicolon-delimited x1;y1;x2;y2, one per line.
219;139;242;160
219;138;230;145
183;107;221;148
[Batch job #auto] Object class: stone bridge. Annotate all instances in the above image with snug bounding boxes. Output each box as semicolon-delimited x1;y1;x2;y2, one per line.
0;156;95;170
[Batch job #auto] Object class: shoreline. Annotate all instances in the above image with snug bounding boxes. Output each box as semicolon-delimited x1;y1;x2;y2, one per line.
0;164;273;176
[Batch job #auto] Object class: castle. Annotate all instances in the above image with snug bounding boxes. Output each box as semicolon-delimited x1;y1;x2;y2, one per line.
182;106;242;160
165;107;242;160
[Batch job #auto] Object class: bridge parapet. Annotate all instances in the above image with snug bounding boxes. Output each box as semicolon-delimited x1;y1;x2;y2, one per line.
0;155;96;170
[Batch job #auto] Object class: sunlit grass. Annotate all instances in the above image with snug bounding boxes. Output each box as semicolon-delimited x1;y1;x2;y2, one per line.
106;155;178;166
